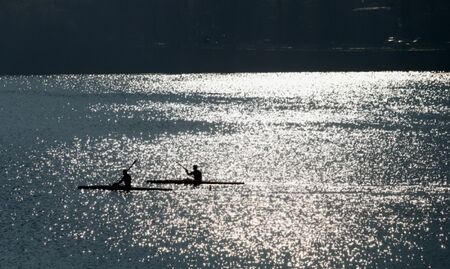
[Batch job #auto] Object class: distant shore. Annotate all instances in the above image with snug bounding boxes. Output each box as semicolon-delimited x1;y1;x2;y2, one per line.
1;47;449;75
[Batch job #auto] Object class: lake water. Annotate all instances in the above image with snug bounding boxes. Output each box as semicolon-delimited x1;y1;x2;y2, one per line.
0;72;449;268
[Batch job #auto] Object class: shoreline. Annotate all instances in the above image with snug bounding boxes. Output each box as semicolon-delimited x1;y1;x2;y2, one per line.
1;48;449;75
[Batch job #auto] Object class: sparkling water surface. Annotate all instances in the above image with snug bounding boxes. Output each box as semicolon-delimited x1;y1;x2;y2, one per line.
0;72;449;268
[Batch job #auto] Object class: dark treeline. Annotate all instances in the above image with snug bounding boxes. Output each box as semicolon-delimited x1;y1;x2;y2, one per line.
1;0;449;50
1;0;450;74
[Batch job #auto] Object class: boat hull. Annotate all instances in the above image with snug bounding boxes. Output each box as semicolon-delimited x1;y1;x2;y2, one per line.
146;180;244;185
78;185;172;191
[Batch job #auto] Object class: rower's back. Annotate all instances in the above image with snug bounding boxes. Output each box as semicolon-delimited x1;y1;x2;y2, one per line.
192;169;202;182
189;165;202;182
122;170;132;188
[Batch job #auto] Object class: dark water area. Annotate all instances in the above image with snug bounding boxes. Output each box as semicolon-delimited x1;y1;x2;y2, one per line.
1;48;450;75
0;72;449;268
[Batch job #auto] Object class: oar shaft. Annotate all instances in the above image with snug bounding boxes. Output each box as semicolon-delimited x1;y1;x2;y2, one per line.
177;162;187;170
127;159;137;170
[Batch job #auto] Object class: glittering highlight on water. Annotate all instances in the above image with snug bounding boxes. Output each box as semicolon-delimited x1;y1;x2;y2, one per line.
0;72;449;268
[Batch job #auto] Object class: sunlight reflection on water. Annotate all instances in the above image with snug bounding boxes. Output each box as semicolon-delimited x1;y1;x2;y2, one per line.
0;72;449;268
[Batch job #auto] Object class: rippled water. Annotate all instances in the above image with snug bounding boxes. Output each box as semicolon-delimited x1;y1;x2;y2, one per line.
1;72;449;268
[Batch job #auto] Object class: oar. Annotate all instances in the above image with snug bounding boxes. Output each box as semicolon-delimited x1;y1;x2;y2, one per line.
176;162;188;171
177;162;193;180
127;159;138;171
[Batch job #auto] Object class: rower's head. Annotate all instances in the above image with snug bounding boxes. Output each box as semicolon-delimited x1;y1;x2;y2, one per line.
123;169;128;175
193;165;198;170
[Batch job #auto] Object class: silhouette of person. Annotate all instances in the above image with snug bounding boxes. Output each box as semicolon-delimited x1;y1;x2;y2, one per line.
115;169;132;189
185;165;202;182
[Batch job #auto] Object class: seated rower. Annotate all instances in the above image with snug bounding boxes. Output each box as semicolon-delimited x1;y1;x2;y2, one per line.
185;165;202;183
113;169;132;189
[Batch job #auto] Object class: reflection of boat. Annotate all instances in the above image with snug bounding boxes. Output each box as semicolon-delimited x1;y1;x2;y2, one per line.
78;185;172;191
146;179;244;185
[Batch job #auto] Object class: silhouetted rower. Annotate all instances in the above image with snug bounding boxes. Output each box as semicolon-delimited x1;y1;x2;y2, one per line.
185;165;202;182
115;169;132;189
